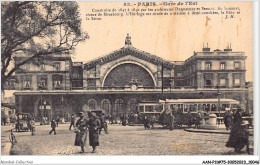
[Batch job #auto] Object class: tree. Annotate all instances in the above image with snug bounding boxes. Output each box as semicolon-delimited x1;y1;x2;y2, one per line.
1;1;88;91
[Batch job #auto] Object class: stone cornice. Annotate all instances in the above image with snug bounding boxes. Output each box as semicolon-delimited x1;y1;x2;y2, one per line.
83;46;174;70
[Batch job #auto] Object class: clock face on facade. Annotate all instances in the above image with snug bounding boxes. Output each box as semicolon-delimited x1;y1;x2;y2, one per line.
104;63;154;87
131;84;137;90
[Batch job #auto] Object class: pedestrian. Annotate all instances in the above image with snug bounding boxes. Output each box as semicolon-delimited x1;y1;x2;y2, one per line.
88;112;101;153
134;113;138;124
28;117;35;135
6;117;10;126
119;114;123;125
49;118;57;135
74;112;88;153
194;112;201;129
3;115;7;126
55;116;60;127
226;109;249;153
69;114;75;130
224;109;233;130
122;114;127;126
99;113;108;134
187;111;192;127
168;113;175;130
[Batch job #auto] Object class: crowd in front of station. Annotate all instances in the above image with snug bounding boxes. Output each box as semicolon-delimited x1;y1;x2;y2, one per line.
1;106;251;154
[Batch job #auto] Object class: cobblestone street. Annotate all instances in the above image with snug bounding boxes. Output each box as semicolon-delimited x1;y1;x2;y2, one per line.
3;123;253;155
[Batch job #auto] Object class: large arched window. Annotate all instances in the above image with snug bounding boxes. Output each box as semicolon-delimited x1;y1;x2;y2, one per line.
115;99;124;115
101;99;111;115
104;63;154;88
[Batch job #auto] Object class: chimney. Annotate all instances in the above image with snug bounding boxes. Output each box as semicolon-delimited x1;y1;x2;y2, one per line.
202;42;210;51
224;43;232;51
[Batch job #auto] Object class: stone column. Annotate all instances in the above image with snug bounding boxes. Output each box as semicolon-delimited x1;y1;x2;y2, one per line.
83;70;88;89
65;73;71;90
213;73;218;87
157;64;162;88
197;72;203;88
228;73;232;88
241;72;246;88
47;74;52;90
32;74;37;90
17;95;23;113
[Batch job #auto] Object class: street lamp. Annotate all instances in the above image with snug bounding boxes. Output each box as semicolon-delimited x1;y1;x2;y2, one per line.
216;85;221;117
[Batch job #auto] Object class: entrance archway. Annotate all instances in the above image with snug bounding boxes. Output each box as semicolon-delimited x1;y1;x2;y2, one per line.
38;98;51;121
129;99;138;114
101;99;111;115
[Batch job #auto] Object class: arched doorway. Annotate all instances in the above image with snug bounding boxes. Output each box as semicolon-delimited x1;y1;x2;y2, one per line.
88;99;97;111
38;98;51;121
115;99;124;115
101;99;111;115
52;96;71;121
129;99;138;114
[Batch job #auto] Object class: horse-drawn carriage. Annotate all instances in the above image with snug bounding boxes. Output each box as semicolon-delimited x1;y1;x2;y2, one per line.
15;113;34;132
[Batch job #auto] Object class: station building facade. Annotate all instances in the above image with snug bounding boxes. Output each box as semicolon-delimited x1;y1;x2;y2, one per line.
13;37;248;121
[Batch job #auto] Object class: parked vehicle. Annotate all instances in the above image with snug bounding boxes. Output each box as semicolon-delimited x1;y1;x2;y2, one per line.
15;113;30;132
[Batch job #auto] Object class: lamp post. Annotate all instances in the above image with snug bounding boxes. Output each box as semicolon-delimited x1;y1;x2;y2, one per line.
216;85;221;117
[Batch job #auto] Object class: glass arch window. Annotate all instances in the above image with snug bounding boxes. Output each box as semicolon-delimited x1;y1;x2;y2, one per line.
104;63;154;87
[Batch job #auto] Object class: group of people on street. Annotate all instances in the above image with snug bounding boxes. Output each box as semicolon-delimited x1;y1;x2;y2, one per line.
74;112;103;153
109;113;144;125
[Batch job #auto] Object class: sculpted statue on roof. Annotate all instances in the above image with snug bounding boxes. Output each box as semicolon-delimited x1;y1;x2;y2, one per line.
125;33;132;46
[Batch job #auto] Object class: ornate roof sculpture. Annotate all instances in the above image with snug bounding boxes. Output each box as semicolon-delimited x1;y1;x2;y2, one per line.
84;34;174;70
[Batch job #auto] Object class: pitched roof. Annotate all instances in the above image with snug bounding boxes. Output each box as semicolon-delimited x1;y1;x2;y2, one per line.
83;46;174;69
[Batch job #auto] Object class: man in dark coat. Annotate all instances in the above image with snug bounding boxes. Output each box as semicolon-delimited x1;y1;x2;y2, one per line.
122;114;127;126
27;116;35;135
49;118;57;135
226;109;249;153
89;112;101;153
69;114;75;130
74;112;88;153
99;113;108;134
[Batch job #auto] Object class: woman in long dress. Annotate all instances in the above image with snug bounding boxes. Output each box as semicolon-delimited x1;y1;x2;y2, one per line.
88;112;101;153
74;112;88;153
226;109;249;153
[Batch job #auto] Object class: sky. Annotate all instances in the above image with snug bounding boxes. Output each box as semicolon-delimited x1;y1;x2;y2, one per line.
72;1;253;81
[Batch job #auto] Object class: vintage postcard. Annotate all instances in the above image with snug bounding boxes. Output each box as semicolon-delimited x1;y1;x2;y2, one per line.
1;1;258;164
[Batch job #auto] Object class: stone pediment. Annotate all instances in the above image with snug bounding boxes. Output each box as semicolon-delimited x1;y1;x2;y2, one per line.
84;46;174;70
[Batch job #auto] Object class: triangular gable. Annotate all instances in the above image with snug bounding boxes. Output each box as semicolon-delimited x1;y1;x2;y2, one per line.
84;46;174;70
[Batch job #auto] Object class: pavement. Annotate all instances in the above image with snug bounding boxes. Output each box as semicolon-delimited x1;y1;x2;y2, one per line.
1;125;14;155
185;128;254;136
1;123;254;155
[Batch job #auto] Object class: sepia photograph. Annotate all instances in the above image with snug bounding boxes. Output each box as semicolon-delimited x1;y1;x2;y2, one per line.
1;0;259;164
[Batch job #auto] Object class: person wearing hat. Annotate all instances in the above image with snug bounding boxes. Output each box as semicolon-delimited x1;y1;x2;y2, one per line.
74;112;88;153
88;112;101;153
49;118;57;135
226;109;249;153
99;113;108;134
